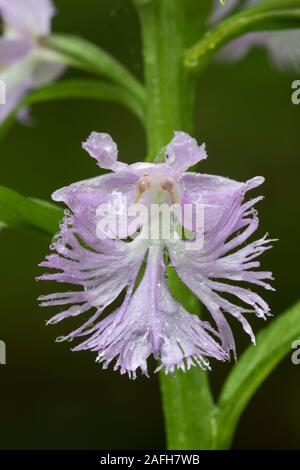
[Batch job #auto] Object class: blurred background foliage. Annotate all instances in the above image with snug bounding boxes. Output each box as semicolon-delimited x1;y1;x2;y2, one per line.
0;0;299;449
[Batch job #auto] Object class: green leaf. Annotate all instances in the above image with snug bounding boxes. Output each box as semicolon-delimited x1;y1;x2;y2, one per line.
0;79;145;143
44;34;146;105
0;185;63;237
214;300;300;449
27;79;145;121
184;0;300;70
160;267;217;450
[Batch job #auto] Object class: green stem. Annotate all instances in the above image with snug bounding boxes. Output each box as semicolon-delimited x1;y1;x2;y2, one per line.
136;0;216;450
137;0;195;160
160;366;218;450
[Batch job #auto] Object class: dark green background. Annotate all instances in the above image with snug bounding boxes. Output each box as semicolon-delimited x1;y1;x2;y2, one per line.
0;0;299;449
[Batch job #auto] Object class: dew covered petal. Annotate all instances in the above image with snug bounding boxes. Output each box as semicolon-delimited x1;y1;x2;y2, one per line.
165;131;207;173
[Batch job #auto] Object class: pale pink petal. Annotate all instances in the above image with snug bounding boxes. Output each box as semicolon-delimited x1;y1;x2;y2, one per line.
0;0;55;36
0;37;32;66
166;131;207;174
82;132;128;172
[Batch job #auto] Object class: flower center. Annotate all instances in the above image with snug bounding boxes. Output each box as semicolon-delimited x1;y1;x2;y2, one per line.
136;174;180;203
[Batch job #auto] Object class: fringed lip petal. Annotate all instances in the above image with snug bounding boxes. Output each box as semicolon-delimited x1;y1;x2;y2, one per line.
167;172;274;357
71;246;227;377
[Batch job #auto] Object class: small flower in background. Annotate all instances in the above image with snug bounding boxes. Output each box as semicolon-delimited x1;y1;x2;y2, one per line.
211;0;300;70
0;0;65;122
38;131;275;378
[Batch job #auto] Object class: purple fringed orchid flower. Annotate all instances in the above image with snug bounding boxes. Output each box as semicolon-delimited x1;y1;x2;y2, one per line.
38;131;275;378
0;0;65;122
211;0;300;70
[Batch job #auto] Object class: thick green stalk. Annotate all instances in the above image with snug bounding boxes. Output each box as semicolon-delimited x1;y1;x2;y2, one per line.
163;269;219;450
136;0;216;450
137;0;195;160
160;365;218;450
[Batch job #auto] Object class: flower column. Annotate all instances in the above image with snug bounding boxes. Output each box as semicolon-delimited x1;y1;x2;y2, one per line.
134;0;219;450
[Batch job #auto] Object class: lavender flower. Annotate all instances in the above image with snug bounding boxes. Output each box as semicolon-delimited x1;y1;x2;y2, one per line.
0;0;65;122
38;131;274;378
211;0;300;70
